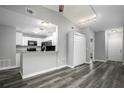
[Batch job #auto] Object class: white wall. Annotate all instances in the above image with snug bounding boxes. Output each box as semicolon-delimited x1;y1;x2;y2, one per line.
95;31;106;60
0;6;80;66
95;28;124;62
0;25;16;66
123;27;124;62
79;27;95;63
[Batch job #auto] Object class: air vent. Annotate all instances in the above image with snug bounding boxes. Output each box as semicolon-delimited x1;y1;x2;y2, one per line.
26;8;35;15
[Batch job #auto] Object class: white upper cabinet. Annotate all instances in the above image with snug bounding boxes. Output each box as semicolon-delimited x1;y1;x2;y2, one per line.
16;32;23;45
35;38;41;46
22;36;41;46
22;36;30;46
16;32;56;47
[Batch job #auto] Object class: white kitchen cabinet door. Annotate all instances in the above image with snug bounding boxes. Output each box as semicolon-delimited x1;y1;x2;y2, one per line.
22;36;41;46
32;38;41;46
16;53;20;67
16;32;23;45
22;36;30;46
37;38;42;46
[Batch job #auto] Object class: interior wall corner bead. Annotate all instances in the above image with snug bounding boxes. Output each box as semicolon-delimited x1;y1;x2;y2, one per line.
90;5;97;17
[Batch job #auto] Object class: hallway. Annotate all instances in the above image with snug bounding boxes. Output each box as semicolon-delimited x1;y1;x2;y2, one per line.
0;61;124;88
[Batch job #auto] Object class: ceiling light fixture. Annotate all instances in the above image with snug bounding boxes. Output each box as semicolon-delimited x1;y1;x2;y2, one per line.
41;21;49;27
111;29;119;33
79;15;96;24
79;6;97;25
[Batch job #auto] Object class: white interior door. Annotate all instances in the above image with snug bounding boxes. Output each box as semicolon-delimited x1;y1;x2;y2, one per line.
74;34;86;66
108;32;123;61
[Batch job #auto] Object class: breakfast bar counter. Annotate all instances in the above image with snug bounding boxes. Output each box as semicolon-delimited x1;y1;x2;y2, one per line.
20;51;58;79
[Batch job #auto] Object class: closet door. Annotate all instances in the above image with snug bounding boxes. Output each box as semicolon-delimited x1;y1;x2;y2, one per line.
73;34;86;67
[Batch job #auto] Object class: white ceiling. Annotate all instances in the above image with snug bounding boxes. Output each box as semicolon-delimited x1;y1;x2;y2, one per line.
0;7;56;36
1;6;124;32
44;5;124;31
91;5;124;31
44;5;95;27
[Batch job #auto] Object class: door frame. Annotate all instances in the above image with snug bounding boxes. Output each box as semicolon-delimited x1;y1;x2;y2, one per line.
105;27;123;62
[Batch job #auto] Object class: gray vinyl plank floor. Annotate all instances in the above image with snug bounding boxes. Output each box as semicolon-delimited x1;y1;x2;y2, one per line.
0;61;124;88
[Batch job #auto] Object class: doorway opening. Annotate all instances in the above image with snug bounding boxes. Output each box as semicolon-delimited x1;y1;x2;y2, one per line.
106;27;123;62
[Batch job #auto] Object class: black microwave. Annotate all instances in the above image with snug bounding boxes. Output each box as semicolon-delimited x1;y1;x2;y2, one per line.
28;41;37;46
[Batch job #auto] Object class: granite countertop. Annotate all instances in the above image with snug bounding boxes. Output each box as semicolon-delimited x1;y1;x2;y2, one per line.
16;50;57;54
16;47;57;54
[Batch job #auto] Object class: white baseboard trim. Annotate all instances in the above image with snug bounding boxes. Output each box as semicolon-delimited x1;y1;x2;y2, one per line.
22;65;68;79
67;62;89;68
0;65;19;71
66;65;75;68
84;62;91;64
94;59;107;62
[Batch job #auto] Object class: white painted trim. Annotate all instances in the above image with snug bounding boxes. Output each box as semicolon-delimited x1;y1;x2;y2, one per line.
0;65;19;71
84;61;91;64
94;59;107;62
22;65;68;79
66;65;74;68
67;62;89;68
